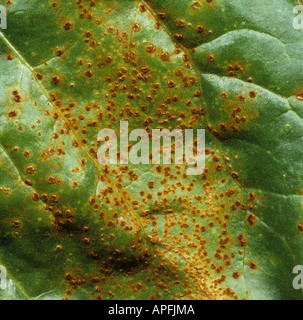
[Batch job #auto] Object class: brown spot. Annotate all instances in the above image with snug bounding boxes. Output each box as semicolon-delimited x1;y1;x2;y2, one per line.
174;33;184;40
71;181;78;188
47;176;56;184
56;49;64;56
85;70;93;77
208;55;215;62
216;164;222;171
83;238;90;245
64;21;72;30
247;214;256;226
148;181;154;189
158;12;166;19
12;220;20;228
52;76;60;85
297;93;303;101
249;91;257;98
24;179;32;186
146;44;156;53
32;193;40;201
12;91;22;102
9;111;17;117
298;224;303;232
160;52;170;61
197;25;204;33
139;4;146;12
175;19;186;28
231;172;239;179
65;273;72;280
41;194;48;201
26;166;35;174
133;23;140;32
249;192;256;201
168;80;175;88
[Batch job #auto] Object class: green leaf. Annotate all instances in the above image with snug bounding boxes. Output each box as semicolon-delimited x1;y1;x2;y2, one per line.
0;0;303;300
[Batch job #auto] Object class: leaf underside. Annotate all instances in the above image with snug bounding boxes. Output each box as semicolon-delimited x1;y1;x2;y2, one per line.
0;0;303;300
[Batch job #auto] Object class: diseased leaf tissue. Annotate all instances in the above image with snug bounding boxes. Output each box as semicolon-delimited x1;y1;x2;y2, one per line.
0;0;303;300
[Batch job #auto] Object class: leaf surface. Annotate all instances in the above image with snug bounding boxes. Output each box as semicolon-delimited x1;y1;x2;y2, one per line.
0;0;303;300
